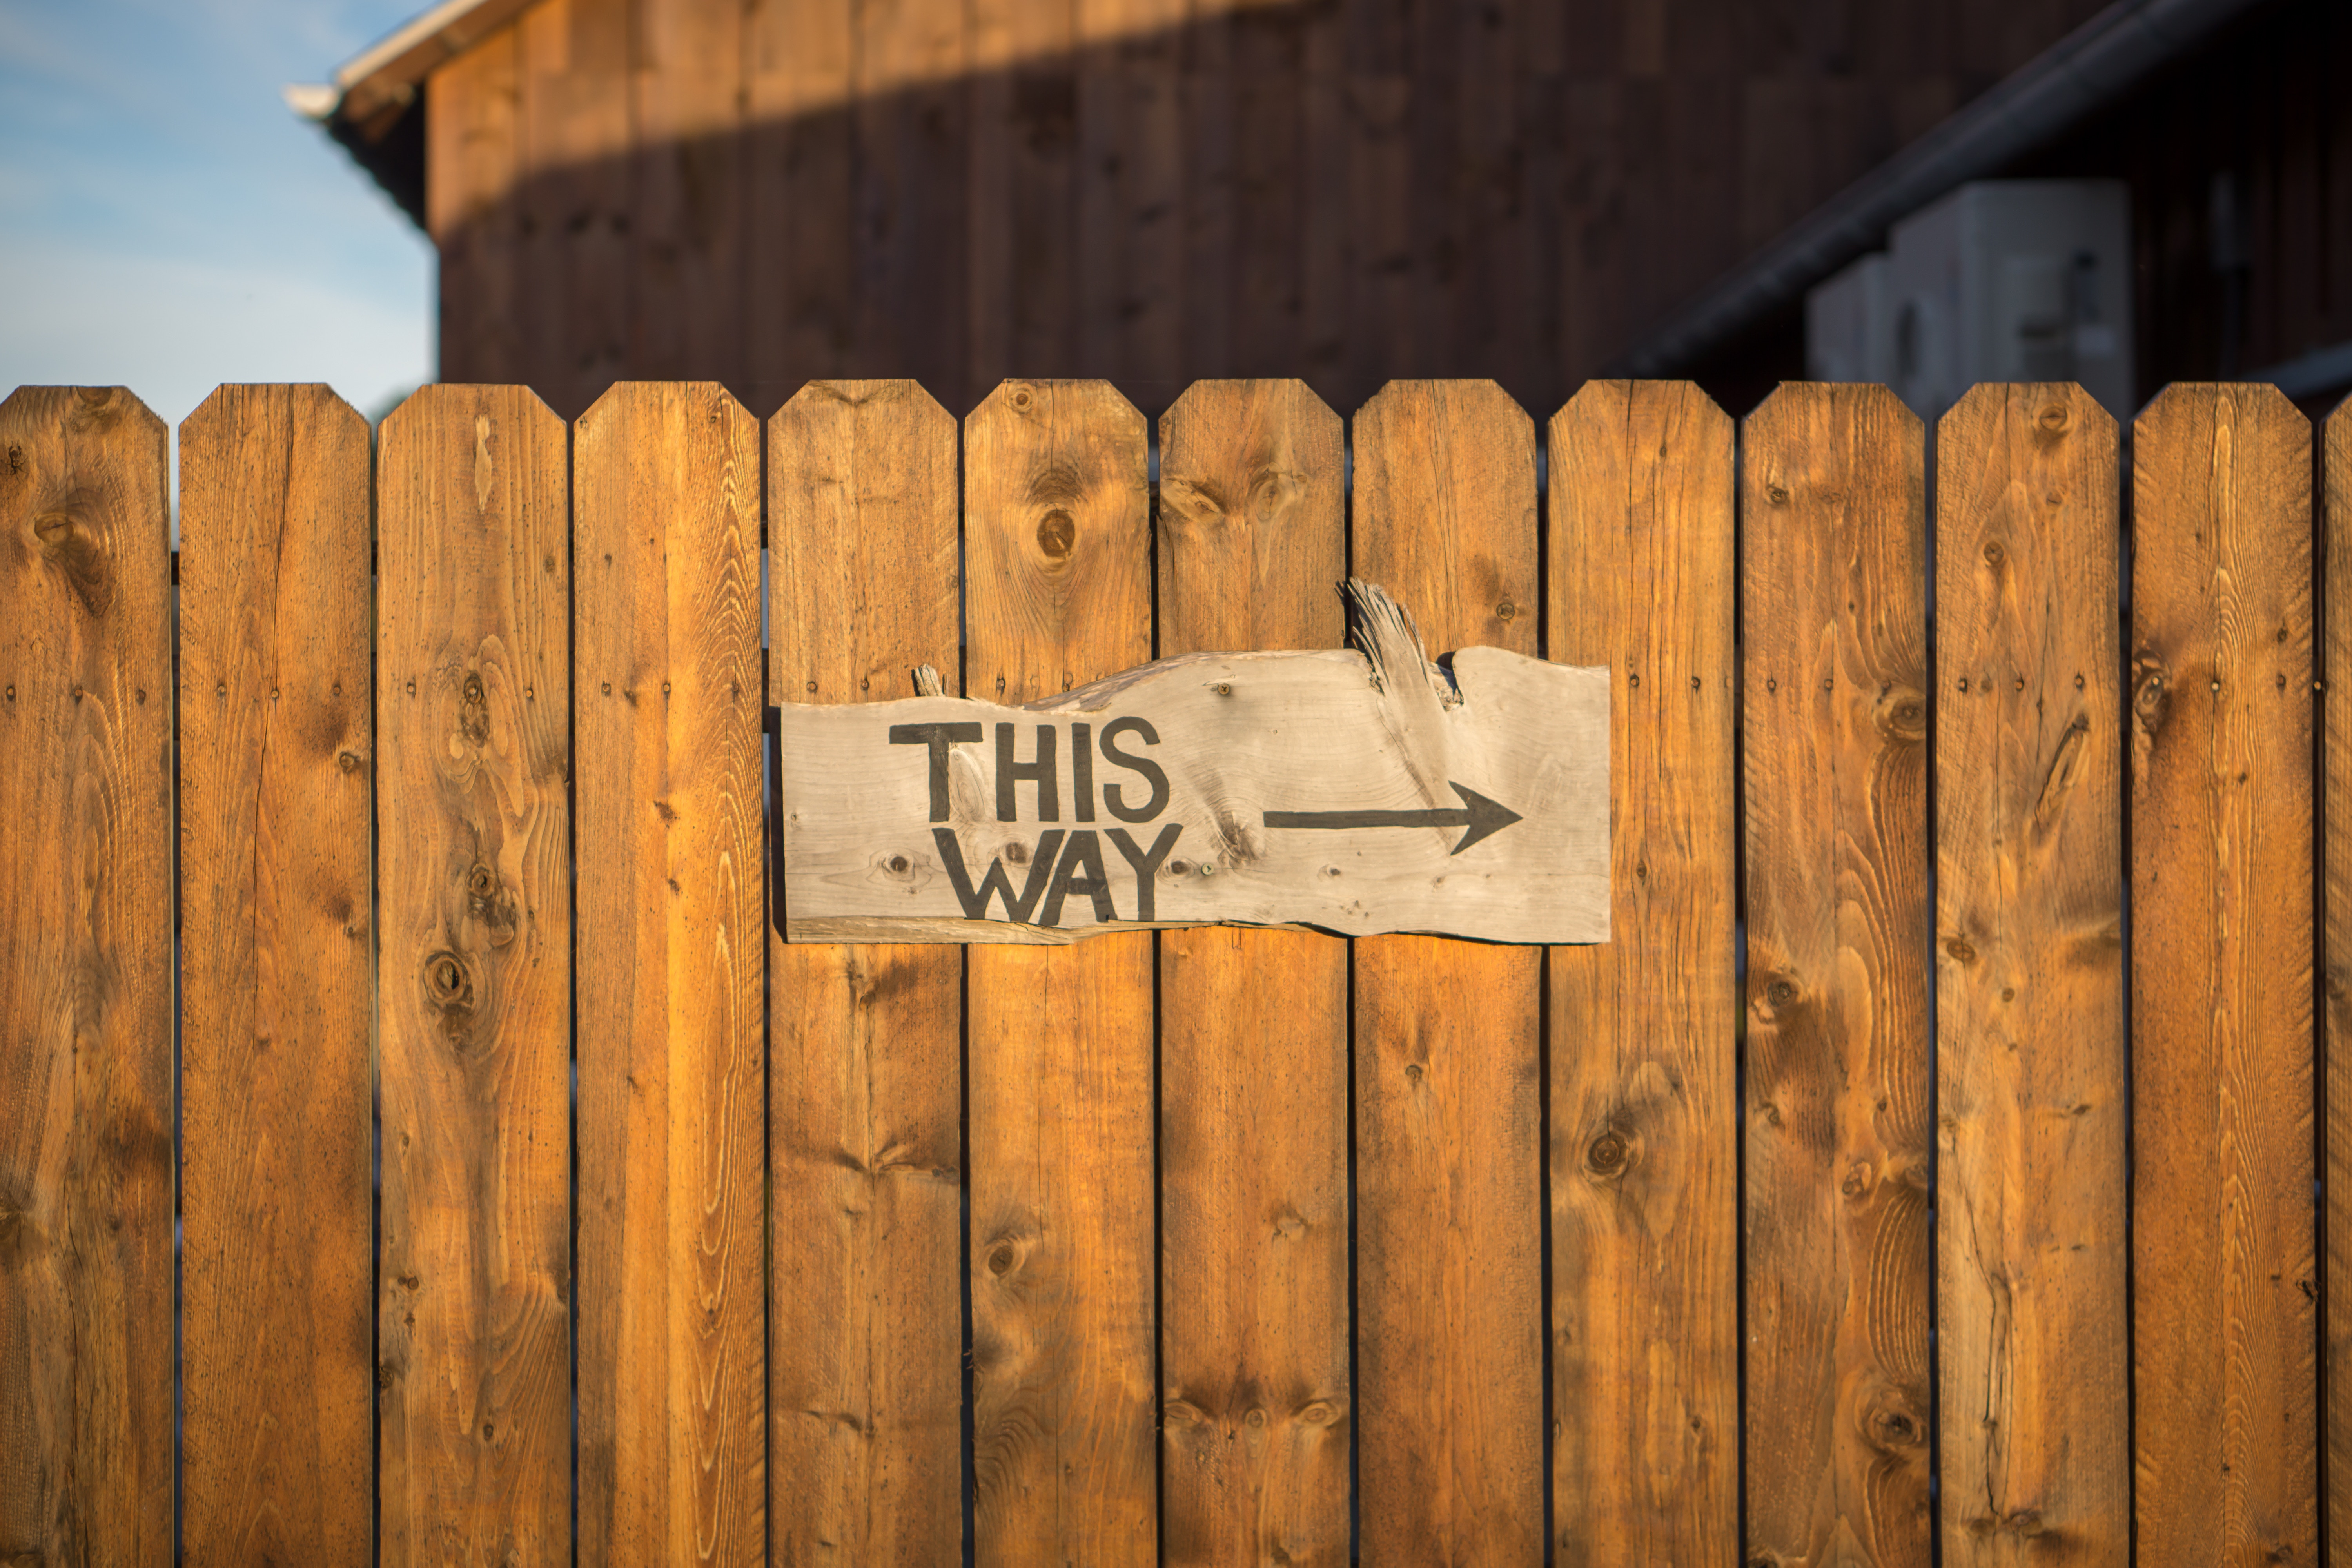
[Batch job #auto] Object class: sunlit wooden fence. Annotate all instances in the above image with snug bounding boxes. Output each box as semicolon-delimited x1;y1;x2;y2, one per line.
0;376;2342;1565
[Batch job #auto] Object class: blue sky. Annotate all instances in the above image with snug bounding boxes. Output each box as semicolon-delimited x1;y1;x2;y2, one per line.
0;0;434;428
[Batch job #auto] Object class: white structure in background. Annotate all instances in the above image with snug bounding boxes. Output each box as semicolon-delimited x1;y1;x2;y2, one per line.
1806;180;2134;425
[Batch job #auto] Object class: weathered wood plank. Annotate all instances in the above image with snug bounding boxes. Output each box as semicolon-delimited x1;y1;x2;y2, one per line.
1546;379;1740;1565
1156;379;1351;1566
0;386;173;1566
575;383;766;1567
1935;383;2128;1560
2132;382;2316;1565
2327;392;2352;1563
1739;383;1932;1568
967;4;1078;394
769;379;965;1566
1351;378;1544;1564
965;379;1156;1565
517;0;632;418
377;385;573;1565
632;0;746;390
850;0;968;399
426;27;523;383
745;0;853;391
1077;0;1185;390
178;385;374;1567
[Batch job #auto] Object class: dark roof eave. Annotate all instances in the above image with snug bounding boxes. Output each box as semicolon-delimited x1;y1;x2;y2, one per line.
1607;0;2278;378
300;0;541;233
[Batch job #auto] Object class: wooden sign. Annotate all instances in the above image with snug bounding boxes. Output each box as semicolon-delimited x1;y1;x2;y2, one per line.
777;582;1609;944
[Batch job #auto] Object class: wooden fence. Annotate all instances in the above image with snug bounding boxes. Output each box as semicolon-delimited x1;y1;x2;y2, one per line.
0;374;2342;1566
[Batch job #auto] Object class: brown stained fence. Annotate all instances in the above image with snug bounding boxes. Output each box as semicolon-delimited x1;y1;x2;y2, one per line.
0;374;2342;1566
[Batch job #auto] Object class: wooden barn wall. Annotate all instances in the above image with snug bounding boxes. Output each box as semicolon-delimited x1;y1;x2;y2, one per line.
424;0;2115;420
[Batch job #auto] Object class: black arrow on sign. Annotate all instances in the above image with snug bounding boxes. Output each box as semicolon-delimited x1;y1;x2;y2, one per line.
1264;781;1525;855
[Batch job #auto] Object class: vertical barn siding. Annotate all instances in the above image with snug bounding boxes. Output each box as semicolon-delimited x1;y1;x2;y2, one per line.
425;0;2116;419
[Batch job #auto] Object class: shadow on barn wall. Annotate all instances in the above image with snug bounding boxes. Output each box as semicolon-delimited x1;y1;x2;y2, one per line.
420;0;2119;421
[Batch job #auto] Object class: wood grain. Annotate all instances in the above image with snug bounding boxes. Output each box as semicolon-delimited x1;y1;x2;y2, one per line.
178;385;375;1566
964;379;1156;1564
1350;379;1544;1564
575;383;766;1567
768;379;965;1565
2327;393;2352;1564
377;384;573;1566
2131;383;2316;1565
1934;383;2129;1560
1546;379;1740;1565
1156;380;1350;1566
0;386;173;1566
1738;383;1931;1568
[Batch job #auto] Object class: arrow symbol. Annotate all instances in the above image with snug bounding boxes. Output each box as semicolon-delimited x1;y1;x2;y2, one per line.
1264;782;1525;855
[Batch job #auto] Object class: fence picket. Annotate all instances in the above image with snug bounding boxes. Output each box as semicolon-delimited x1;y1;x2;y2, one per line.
1547;379;1740;1564
1740;383;1932;1566
0;386;173;1566
2333;395;2352;1568
1934;383;2129;1560
2132;383;2318;1561
768;379;966;1564
1156;379;1352;1565
376;385;573;1564
964;378;1157;1564
1351;379;1545;1564
574;382;766;1565
2327;395;2352;1560
178;385;374;1566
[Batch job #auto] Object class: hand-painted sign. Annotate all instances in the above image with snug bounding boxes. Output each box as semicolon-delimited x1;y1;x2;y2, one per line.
775;581;1609;944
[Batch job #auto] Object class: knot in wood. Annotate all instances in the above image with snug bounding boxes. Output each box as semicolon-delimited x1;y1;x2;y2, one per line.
1866;1395;1925;1451
1036;510;1076;558
1586;1131;1631;1177
462;673;485;705
423;951;474;1015
985;1241;1018;1277
1982;539;2005;566
1945;938;1977;963
1495;601;1516;621
1875;686;1927;744
1764;978;1797;1007
2036;403;2071;433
